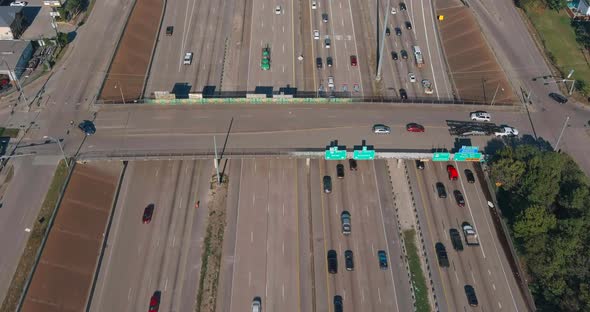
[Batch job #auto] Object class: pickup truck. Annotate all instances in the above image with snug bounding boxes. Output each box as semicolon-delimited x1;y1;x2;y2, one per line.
462;222;479;246
494;126;519;137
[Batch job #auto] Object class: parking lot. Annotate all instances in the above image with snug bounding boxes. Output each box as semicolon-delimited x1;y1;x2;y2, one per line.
408;160;528;311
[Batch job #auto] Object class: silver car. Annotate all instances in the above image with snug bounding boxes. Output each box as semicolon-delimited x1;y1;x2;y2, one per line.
372;124;391;134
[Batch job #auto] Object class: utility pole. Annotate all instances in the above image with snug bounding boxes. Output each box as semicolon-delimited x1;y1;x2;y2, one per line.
490;83;501;106
375;0;391;81
213;136;220;184
115;81;126;104
554;116;570;152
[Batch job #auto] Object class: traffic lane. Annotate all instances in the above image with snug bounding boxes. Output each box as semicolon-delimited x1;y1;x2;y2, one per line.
89;161;174;312
326;0;356;95
309;159;330;312
295;159;313;312
349;0;377;96
0;159;57;302
406;160;450;312
271;0;296;88
373;160;414;310
228;159;269;312
456;162;528;311
265;159;300;312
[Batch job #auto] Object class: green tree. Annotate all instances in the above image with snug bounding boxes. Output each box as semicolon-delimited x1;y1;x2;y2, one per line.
65;0;82;15
519;152;563;206
491;158;526;191
545;0;566;10
513;205;557;239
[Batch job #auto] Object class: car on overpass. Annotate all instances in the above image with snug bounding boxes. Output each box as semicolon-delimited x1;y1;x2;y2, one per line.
372;124;391;134
406;123;424;132
470;111;491;122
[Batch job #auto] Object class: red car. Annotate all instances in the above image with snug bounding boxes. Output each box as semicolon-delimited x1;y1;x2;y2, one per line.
149;291;161;312
447;165;458;181
406;123;425;132
350;55;357;66
143;204;155;224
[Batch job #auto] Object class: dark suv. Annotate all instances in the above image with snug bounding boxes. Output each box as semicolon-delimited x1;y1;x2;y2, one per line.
453;190;465;207
450;228;464;251
464;285;479;306
323;176;332;193
316;57;323;69
415;160;425;170
400;50;408;59
395;27;402;36
464;169;475;183
436;182;447;198
327;250;338;273
435;242;450;267
349;159;358;171
345;250;354;271
391;51;398;60
549;92;567;104
400;88;408;100
334;295;343;312
336;164;345;179
405;21;412;29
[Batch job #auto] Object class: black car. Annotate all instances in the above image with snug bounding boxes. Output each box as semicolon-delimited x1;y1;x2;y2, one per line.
464;285;479;307
464;169;475;183
323;176;332;193
327;56;333;67
386;27;391;36
336;164;345;179
316;57;323;69
416;160;425;170
453;190;465;207
549;92;568;104
450;228;464;251
400;2;407;10
345;250;354;271
400;88;408;100
349;159;358;171
435;242;450;267
405;21;412;29
327;250;338;274
78;120;96;136
391;51;398;60
436;182;447;198
400;49;408;59
395;27;402;36
166;26;174;35
334;295;343;312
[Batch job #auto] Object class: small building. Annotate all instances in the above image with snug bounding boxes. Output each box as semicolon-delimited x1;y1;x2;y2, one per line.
568;0;590;17
0;40;34;81
0;7;27;40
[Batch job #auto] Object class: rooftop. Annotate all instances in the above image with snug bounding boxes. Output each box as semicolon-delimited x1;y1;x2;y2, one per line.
0;6;24;28
0;40;31;71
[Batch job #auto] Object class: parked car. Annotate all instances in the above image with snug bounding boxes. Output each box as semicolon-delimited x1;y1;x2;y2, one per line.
336;164;345;178
406;123;424;132
450;228;464;251
549;92;568;104
349;159;358;171
149;291;161;312
464;169;475;183
447;165;458;181
464;285;479;307
378;250;388;269
323;176;332;193
344;250;354;271
327;250;338;273
435;243;450;267
436;182;447;198
143;204;155;224
453;190;465;207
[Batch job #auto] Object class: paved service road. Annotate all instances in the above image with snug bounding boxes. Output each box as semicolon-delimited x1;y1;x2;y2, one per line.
410;161;528;311
90;160;211;312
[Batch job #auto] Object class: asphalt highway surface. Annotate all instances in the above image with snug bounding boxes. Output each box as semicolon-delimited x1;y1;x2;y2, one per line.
90;160;212;312
410;161;528;311
217;159;411;312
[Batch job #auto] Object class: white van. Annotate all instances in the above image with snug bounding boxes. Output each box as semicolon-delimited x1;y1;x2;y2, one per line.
183;52;193;65
328;76;334;88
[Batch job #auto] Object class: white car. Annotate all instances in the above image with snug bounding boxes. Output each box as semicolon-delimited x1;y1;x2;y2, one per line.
183;52;193;65
10;1;27;6
275;5;281;14
494;126;519;137
391;7;397;14
408;72;416;83
372;124;391;134
470;111;491;122
313;30;320;39
312;1;317;9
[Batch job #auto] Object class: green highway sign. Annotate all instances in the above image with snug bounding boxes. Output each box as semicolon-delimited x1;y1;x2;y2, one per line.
453;153;483;161
353;145;375;160
325;146;347;160
433;152;451;161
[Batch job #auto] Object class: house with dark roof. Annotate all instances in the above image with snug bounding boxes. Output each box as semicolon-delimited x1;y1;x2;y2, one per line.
0;6;26;40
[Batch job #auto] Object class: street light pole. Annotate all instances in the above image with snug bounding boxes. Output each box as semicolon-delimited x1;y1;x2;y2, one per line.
115;81;126;104
43;136;69;168
375;0;391;81
490;83;501;106
2;58;28;105
554;115;570;152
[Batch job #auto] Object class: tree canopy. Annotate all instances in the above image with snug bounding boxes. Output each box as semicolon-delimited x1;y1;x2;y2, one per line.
491;144;590;311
